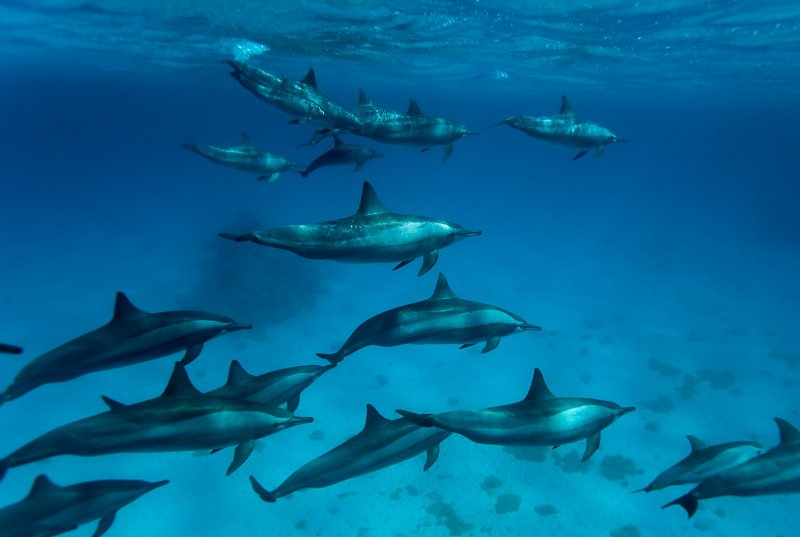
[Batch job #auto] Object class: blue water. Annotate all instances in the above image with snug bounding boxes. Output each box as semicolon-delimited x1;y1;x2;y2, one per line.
1;1;799;536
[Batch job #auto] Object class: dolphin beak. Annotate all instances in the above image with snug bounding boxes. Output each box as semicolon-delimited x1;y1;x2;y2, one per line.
519;324;542;331
375;154;385;159
465;131;480;137
289;416;314;426
619;406;636;417
227;323;253;332
147;480;170;492
460;230;482;237
617;138;629;144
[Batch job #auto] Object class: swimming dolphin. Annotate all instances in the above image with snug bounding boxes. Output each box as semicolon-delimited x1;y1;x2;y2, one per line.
250;404;451;502
182;132;305;182
351;98;478;161
487;96;628;160
298;136;383;177
0;474;168;537
0;293;251;407
638;435;764;493
397;368;634;461
0;343;22;354
0;362;312;483
316;273;539;364
207;360;336;412
219;182;480;276
664;418;800;518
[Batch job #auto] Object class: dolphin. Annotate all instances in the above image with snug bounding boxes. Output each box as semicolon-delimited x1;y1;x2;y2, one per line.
250;404;451;502
664;418;800;518
396;368;634;461
637;435;764;493
316;273;539;364
0;343;22;354
182;132;305;182
350;98;478;162
0;362;313;483
486;96;628;160
206;360;337;412
298;136;383;177
0;474;168;537
0;293;251;407
219;181;480;276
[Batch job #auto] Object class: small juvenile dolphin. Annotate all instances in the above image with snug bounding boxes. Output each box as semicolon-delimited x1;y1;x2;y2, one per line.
0;362;312;482
664;418;800;518
316;273;539;364
0;293;250;407
182;132;305;182
487;96;627;160
207;360;336;412
0;343;22;354
250;404;451;502
397;368;634;461
0;474;168;537
638;435;764;492
351;98;478;161
298;136;383;177
219;182;479;276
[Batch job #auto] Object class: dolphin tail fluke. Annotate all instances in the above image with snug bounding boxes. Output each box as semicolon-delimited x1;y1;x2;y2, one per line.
250;475;277;503
396;410;437;427
483;120;508;130
316;351;344;364
663;494;699;518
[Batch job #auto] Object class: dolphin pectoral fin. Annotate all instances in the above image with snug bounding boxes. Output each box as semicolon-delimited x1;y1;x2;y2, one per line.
663;494;699;518
481;337;501;354
0;458;8;483
573;151;588;160
393;260;414;271
91;512;116;537
594;146;605;157
354;162;365;172
210;448;223;454
423;444;441;471
442;144;454;162
180;344;203;366
227;439;256;476
460;343;477;349
289;118;312;124
286;395;301;413
250;475;277;503
420;148;431;153
396;410;437;427
583;432;601;461
257;173;280;182
0;343;22;354
418;250;439;277
101;396;126;410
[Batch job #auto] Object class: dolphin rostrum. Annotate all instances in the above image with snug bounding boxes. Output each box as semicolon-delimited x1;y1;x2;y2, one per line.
638;435;764;493
0;474;168;537
207;360;336;412
250;404;451;502
182;132;305;182
298;136;383;177
219;182;480;277
350;98;478;161
664;418;800;518
0;362;312;482
487;96;627;160
397;368;634;461
0;293;251;407
316;273;539;364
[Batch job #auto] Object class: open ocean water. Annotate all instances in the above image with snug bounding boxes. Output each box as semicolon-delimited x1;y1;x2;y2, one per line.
1;1;799;536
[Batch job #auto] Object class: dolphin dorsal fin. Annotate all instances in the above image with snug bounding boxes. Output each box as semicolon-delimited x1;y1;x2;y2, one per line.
300;68;318;90
776;418;800;445
356;182;392;216
357;89;372;106
27;475;59;498
160;363;203;398
407;98;424;117
112;292;148;323
239;132;254;147
559;96;574;116
364;404;390;429
524;369;556;401
687;435;710;452
430;273;458;300
333;136;345;148
226;360;255;386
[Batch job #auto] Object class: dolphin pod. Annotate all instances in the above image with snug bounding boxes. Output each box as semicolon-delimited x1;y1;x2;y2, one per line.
220;181;480;276
0;474;168;537
397;368;634;461
316;273;539;364
0;362;312;483
0;292;251;407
